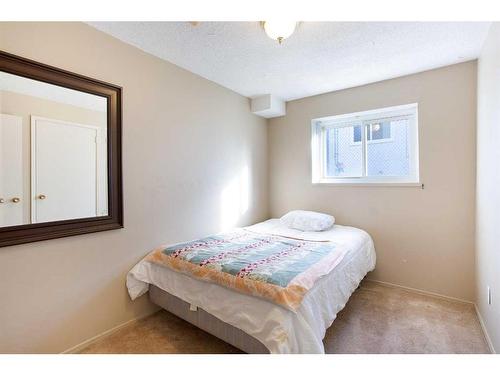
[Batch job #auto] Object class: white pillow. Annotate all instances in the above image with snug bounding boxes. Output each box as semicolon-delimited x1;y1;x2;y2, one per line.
280;210;335;232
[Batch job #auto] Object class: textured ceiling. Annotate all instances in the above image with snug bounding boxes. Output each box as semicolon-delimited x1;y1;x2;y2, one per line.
88;22;491;101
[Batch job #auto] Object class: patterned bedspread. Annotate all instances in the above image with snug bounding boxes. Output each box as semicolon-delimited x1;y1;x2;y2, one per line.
146;229;348;311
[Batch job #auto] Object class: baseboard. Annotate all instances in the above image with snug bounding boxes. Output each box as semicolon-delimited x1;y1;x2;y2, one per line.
61;310;157;354
366;278;474;305
474;304;496;354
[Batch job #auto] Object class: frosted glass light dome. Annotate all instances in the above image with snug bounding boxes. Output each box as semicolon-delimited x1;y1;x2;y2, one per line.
264;21;297;44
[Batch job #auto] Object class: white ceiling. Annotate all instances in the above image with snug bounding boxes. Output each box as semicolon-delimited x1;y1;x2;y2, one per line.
88;22;491;101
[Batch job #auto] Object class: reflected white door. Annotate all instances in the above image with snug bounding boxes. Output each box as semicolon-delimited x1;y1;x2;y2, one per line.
0;114;24;227
32;117;98;223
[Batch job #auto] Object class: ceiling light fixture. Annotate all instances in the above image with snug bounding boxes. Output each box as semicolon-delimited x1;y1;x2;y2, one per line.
263;21;297;44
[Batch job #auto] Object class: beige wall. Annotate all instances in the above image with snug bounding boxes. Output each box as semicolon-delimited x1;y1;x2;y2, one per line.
476;23;500;353
268;62;477;302
0;22;484;353
0;22;268;353
1;90;107;223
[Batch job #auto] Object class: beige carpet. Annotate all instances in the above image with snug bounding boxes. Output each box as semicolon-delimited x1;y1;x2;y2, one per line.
78;280;490;354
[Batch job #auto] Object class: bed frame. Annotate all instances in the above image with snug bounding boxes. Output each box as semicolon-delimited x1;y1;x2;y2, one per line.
149;285;270;353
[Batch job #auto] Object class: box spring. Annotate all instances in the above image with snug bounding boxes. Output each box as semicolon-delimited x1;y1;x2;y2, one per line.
149;284;270;354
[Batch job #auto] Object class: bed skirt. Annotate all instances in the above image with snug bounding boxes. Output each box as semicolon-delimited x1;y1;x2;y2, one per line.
149;285;270;354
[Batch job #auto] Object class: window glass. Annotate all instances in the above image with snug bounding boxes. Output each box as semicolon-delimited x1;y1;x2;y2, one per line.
325;125;362;177
366;119;410;177
368;121;391;141
353;125;362;143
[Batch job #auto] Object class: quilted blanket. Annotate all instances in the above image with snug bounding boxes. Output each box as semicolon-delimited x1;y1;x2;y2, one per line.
146;229;348;311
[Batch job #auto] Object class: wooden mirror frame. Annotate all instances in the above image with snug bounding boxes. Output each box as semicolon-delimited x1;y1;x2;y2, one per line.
0;51;123;247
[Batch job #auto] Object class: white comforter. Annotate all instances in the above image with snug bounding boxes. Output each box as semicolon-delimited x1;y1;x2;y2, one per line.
127;219;376;353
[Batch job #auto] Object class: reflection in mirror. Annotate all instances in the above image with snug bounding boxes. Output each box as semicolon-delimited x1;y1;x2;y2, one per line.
0;71;108;228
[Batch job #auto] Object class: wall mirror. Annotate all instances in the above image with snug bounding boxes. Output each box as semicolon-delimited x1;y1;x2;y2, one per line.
0;51;122;247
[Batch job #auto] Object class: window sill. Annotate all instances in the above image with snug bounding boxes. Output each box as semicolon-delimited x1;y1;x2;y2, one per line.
312;181;423;187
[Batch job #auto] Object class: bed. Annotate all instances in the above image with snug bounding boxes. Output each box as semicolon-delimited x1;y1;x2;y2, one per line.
127;218;376;354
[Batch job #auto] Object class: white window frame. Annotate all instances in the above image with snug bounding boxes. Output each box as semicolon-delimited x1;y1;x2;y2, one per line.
311;103;419;185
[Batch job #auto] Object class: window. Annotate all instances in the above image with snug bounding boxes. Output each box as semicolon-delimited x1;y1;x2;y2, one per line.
311;103;419;184
353;121;393;144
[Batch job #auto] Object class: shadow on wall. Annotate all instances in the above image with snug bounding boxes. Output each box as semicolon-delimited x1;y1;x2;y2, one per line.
220;166;250;231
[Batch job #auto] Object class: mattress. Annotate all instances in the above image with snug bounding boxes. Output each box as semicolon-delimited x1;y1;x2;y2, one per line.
127;219;376;353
